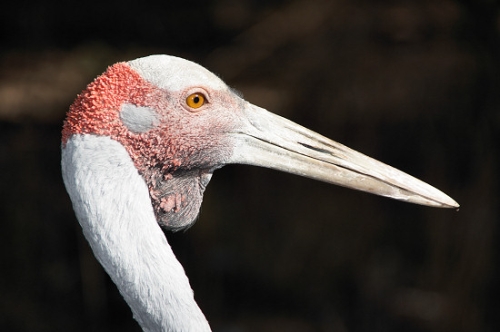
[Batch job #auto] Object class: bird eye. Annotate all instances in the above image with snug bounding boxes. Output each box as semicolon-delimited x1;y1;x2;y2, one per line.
186;93;206;109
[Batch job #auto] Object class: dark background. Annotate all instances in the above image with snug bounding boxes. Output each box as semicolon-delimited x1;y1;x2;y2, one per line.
0;0;498;331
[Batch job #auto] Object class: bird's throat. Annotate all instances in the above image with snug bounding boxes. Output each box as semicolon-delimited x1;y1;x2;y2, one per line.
141;166;211;231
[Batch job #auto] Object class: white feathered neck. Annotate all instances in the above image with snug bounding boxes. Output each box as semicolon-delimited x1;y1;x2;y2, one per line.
62;134;211;332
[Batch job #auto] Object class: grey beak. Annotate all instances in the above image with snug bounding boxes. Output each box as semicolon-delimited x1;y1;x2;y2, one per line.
228;103;459;208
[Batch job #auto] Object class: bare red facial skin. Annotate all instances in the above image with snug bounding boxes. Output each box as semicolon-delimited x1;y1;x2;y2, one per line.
63;63;238;230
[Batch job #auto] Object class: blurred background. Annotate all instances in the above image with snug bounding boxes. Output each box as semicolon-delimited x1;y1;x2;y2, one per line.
0;0;498;331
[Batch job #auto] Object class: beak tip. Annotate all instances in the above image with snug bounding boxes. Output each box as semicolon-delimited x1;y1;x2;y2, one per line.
447;199;460;209
430;194;459;209
388;187;459;209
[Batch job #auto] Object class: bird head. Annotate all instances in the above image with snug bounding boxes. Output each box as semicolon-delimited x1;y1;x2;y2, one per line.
63;55;458;231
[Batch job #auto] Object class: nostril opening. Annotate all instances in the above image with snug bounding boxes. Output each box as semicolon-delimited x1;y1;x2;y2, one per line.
299;142;330;154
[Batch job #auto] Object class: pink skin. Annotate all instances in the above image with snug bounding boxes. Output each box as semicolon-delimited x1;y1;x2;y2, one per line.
63;63;243;230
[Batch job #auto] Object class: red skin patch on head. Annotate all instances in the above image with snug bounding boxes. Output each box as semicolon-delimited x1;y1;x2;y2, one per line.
63;62;238;230
62;63;165;145
62;63;185;174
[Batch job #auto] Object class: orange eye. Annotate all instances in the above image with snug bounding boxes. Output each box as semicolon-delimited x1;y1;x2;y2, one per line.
186;93;206;109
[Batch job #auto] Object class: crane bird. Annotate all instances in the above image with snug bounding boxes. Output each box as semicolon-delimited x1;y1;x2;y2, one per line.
61;55;458;331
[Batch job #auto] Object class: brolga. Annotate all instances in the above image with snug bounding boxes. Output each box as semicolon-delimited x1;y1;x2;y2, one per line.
61;55;459;332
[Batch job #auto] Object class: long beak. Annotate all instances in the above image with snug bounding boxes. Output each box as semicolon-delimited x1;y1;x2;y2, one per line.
229;104;459;208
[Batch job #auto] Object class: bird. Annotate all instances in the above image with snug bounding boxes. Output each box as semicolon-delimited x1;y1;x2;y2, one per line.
61;54;459;332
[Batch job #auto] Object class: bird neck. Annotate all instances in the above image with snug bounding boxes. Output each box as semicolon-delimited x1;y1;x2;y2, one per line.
62;134;211;332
